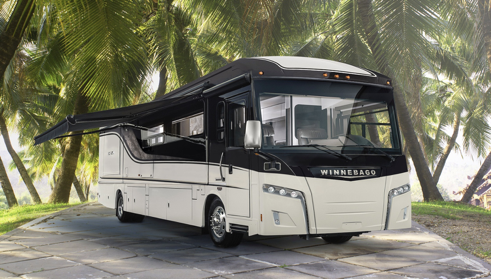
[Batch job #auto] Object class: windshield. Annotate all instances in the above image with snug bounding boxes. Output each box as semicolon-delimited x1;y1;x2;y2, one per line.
256;79;401;153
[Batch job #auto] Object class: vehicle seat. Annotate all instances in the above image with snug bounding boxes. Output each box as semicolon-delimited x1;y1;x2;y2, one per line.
262;124;275;146
296;127;327;145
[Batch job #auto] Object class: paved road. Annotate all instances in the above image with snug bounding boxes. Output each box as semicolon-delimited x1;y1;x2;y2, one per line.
0;203;490;279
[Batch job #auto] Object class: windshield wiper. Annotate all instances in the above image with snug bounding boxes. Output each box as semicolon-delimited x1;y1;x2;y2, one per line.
354;144;395;162
281;144;352;161
365;146;395;162
343;135;395;162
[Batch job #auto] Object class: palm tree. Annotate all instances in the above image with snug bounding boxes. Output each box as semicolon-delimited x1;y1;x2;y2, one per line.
142;0;201;98
23;0;148;203
0;109;42;204
0;49;42;204
337;0;478;201
0;156;17;207
0;0;35;84
442;0;491;202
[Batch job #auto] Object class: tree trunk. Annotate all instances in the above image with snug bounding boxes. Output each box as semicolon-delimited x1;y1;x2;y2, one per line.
461;151;491;203
84;182;90;200
0;112;42;204
432;112;461;185
0;0;35;84
357;0;443;201
154;66;168;99
365;113;382;147
72;176;86;202
0;156;18;207
406;66;428;163
48;94;89;203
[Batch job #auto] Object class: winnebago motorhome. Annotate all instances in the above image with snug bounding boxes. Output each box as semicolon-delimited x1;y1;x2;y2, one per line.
35;56;411;247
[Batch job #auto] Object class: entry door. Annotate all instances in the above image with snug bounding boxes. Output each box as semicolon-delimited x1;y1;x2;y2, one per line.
224;94;250;217
208;92;251;217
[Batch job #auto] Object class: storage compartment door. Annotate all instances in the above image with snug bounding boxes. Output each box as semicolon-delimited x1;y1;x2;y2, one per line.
166;188;192;224
101;135;122;177
127;185;146;215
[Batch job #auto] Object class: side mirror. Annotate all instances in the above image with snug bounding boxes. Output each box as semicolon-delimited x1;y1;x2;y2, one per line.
244;120;262;149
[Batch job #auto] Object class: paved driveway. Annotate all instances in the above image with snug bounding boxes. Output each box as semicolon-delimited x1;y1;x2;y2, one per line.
0;203;490;279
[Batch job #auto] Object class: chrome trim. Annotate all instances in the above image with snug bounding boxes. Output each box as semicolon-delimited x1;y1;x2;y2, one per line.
218;152;225;182
298;193;310;239
384;184;410;230
263;184;310;236
384;194;393;230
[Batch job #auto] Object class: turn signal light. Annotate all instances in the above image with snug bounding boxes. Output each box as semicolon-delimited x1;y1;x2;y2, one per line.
323;73;328;77
386;80;391;85
334;74;340;79
346;75;351;80
259;71;264;75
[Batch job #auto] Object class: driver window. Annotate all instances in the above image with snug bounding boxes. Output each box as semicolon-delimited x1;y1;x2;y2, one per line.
228;100;246;147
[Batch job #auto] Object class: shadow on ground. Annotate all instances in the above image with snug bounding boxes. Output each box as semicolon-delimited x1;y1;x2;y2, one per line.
0;203;490;279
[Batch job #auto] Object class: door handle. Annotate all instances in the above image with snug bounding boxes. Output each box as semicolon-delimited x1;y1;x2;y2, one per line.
218;152;225;182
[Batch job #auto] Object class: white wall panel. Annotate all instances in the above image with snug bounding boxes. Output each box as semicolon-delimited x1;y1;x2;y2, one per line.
154;163;207;184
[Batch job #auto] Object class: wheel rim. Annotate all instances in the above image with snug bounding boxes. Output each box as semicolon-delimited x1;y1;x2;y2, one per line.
210;205;226;238
117;196;124;217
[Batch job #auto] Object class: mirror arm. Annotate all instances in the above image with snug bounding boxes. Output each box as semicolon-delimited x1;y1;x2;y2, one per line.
254;150;276;163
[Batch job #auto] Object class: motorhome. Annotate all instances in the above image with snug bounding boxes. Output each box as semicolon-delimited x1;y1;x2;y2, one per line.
35;56;411;247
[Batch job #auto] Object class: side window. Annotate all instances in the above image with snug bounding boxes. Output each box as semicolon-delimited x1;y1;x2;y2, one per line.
139;110;206;161
172;112;204;136
141;125;164;147
228;100;246;147
217;103;225;142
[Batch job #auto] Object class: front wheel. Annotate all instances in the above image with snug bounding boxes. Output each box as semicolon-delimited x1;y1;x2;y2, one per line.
208;198;243;247
321;235;352;244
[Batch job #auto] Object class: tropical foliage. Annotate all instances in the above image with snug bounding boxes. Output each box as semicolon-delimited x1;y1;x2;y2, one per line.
0;0;490;205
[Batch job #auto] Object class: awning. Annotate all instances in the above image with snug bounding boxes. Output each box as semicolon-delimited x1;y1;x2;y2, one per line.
34;99;171;145
34;73;251;145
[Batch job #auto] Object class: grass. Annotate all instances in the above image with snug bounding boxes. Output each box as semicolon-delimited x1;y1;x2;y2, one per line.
0;202;82;235
412;201;491;219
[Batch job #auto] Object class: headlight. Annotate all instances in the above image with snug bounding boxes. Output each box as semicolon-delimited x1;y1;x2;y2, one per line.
263;185;303;199
389;184;410;197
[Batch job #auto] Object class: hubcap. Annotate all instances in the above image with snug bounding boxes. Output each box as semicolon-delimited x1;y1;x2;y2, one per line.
210;206;226;237
117;196;123;217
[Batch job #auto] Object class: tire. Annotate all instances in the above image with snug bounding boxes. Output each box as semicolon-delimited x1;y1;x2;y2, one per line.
116;192;145;223
208;198;243;247
116;193;133;222
321;235;352;244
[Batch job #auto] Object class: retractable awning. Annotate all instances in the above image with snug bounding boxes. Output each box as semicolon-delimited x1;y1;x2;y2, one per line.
34;73;252;146
34;99;171;145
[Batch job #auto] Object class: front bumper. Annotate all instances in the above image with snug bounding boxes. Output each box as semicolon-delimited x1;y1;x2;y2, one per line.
258;172;411;236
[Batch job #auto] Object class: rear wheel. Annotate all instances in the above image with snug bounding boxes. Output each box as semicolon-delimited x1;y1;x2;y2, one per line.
321;235;352;244
208;198;243;247
116;192;145;223
116;193;132;222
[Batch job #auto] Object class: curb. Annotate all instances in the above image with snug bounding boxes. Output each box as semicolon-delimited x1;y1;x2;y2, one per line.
411;220;491;273
3;202;92;237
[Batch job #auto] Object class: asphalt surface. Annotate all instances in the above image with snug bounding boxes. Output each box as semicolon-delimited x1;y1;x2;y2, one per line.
0;202;490;279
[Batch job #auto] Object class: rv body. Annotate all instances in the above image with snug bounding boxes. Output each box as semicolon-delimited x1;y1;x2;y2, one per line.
37;56;411;246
